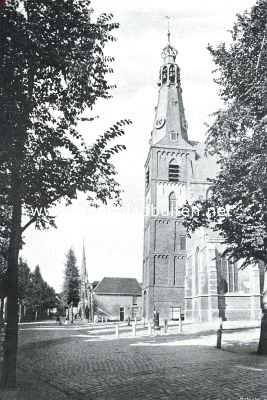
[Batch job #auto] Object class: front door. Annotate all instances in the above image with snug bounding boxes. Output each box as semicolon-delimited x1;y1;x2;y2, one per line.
120;307;124;321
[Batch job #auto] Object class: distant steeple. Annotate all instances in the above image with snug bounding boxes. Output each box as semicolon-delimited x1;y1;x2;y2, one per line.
81;241;88;283
151;26;190;147
79;241;89;320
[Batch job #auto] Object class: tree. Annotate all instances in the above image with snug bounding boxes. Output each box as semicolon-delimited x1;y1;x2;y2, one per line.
0;0;131;388
27;265;45;320
18;261;57;321
183;1;267;352
63;248;80;323
17;258;31;321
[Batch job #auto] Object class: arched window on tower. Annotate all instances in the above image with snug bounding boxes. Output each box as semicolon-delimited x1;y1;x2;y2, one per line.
195;247;199;296
169;192;177;216
168;160;180;182
177;68;180;84
145;169;150;188
169;64;176;84
226;259;238;292
162;66;167;84
217;254;238;293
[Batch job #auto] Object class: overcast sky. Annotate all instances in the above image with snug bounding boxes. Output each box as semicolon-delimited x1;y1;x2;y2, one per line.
21;0;255;292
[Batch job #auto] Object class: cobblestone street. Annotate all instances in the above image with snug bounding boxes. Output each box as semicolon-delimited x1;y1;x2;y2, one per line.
0;321;265;400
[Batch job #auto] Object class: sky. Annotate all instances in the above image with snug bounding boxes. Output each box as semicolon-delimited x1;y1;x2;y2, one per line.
21;0;256;292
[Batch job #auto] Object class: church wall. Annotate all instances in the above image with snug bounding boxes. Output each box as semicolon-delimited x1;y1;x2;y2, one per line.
152;286;185;320
185;227;262;323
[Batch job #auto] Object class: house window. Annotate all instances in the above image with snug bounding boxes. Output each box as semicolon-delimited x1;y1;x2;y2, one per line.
169;160;180;182
169;192;177;216
132;296;137;306
180;236;186;250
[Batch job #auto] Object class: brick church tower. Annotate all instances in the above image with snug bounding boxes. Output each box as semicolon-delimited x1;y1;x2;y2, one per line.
142;33;196;321
142;31;262;324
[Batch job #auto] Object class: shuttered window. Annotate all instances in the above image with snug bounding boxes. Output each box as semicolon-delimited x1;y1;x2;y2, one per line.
169;162;180;182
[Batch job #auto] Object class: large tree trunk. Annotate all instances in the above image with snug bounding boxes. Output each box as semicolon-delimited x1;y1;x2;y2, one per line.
0;185;22;388
0;298;4;324
257;268;267;355
258;311;267;354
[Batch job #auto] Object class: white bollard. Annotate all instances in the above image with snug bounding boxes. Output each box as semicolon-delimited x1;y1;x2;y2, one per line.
148;321;152;335
164;320;168;334
179;318;182;333
132;323;136;337
115;324;119;337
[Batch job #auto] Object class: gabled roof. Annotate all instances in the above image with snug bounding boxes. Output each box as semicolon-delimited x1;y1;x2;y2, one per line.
94;277;142;296
91;281;99;289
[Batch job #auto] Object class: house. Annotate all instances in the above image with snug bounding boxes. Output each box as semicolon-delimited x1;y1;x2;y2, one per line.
93;277;142;321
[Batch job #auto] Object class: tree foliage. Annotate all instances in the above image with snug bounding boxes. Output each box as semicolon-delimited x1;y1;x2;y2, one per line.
184;0;267;268
0;0;131;388
0;0;131;231
62;248;80;307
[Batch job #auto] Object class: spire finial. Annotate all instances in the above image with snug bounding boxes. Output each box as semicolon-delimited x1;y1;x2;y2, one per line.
161;17;177;62
166;16;171;44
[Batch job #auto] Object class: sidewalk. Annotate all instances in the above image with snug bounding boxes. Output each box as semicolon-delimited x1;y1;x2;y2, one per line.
17;318;262;344
0;320;265;400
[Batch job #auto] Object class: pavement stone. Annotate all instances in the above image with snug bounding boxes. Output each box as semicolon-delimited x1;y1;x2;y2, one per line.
1;322;267;400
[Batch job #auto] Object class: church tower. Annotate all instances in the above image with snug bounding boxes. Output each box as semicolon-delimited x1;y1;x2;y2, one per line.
142;33;196;321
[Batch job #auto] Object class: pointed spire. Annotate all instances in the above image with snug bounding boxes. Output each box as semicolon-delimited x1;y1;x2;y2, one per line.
166;16;171;45
81;241;88;283
152;25;190;147
162;17;177;63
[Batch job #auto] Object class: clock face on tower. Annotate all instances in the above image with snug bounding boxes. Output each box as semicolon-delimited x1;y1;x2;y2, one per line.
155;117;165;129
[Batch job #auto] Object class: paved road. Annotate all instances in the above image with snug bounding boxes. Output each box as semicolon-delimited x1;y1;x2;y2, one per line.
5;322;267;400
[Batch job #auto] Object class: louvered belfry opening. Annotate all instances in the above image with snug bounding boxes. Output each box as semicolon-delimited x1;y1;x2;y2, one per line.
168;161;180;182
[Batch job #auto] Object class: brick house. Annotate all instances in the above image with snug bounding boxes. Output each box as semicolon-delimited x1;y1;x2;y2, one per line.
93;277;142;321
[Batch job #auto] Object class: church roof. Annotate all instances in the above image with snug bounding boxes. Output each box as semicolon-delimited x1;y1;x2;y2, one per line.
94;277;142;296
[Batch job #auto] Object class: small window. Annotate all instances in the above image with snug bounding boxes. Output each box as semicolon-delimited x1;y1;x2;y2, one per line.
169;161;180;182
170;131;177;141
180;236;186;250
132;296;137;306
169;65;176;84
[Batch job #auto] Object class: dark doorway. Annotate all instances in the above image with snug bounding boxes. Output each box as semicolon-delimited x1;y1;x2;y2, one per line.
120;307;124;321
